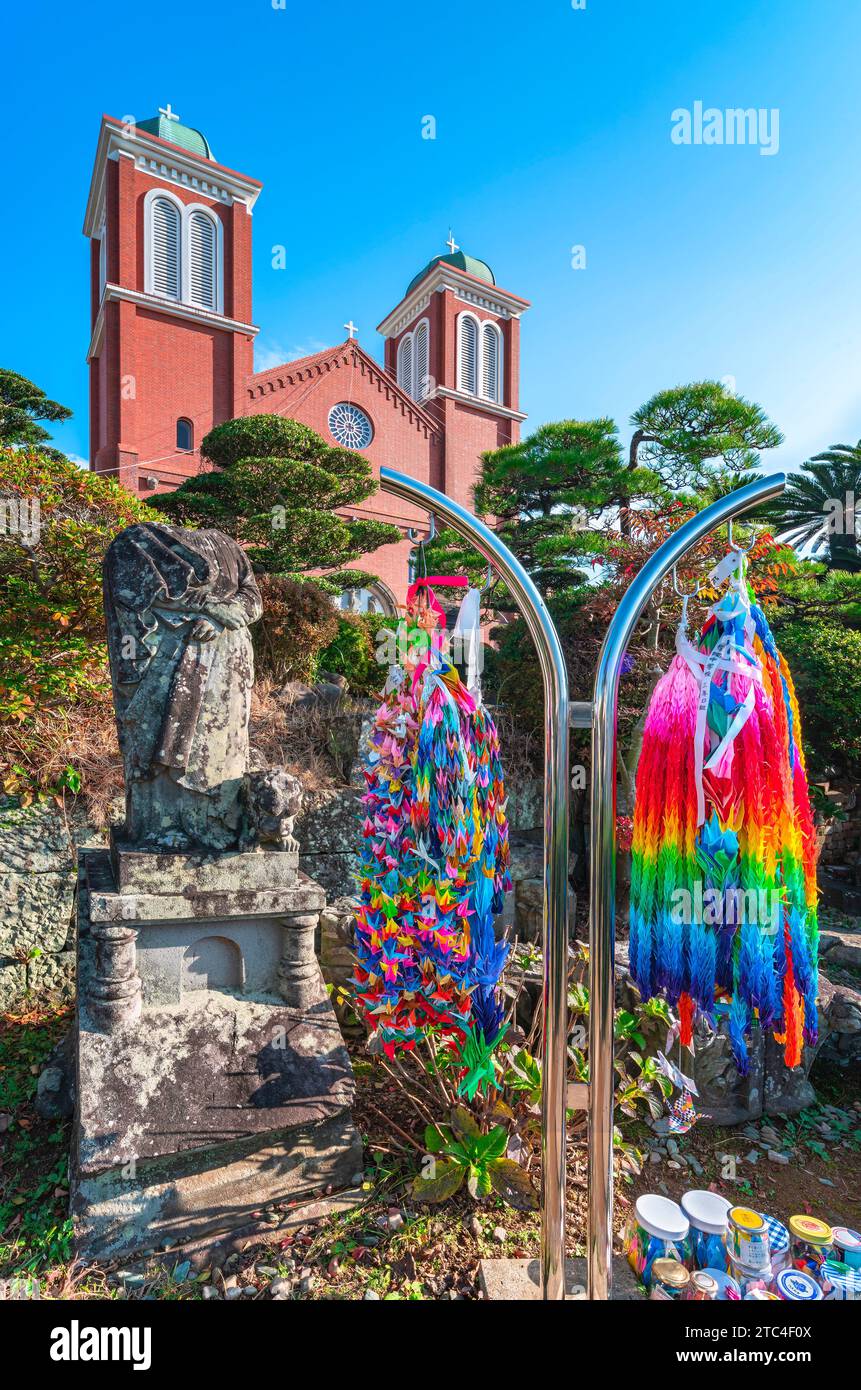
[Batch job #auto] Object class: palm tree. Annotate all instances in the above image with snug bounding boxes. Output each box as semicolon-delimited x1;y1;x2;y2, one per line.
764;441;861;571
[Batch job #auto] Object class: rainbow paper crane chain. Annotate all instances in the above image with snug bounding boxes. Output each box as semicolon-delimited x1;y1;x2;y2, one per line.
629;560;818;1074
351;578;512;1071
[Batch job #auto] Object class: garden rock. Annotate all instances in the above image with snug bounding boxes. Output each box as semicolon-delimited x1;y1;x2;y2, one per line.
617;939;861;1125
34;1032;75;1119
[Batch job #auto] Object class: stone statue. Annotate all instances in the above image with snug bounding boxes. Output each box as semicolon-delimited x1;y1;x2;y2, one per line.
103;522;263;852
243;769;304;853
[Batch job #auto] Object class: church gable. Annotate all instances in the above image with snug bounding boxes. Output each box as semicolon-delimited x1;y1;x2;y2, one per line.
246;341;438;442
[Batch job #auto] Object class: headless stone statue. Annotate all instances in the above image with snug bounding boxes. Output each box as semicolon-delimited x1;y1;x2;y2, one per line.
104;522;263;852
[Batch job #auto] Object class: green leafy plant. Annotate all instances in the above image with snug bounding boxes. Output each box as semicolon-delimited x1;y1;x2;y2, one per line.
412;1106;538;1209
0;445;157;800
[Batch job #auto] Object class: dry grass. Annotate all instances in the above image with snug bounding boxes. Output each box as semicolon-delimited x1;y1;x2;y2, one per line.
250;679;370;790
2;681;539;831
2;694;122;827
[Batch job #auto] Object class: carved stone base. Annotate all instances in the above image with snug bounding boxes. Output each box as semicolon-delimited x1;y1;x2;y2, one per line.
72;1102;362;1261
72;851;360;1260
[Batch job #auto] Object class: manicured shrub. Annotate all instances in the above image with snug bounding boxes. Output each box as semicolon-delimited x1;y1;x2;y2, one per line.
776;621;861;778
253;574;340;684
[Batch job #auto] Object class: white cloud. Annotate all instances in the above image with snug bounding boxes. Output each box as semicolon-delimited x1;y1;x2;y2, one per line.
254;338;329;373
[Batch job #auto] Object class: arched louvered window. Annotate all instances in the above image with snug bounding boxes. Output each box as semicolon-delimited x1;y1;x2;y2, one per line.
397;333;413;395
150;196;181;300
413;319;430;401
458;313;479;395
481;322;501;403
188;210;217;310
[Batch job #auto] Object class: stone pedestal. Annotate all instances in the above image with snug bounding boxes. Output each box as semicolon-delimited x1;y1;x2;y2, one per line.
71;847;362;1261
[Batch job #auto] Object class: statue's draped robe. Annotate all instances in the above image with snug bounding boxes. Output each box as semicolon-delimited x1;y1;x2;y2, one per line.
104;523;263;850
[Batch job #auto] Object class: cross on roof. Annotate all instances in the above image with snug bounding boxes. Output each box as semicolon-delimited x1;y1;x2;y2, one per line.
446;231;459;255
344;319;358;339
159;104;180;122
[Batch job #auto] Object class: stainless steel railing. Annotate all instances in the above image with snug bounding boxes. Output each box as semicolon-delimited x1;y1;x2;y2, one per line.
380;464;785;1301
380;467;570;1300
587;470;786;1299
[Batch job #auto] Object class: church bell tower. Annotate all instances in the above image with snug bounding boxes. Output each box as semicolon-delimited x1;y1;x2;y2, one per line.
83;106;262;493
377;234;530;508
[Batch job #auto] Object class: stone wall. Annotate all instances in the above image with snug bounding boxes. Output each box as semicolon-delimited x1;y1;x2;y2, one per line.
0;799;86;1009
0;777;546;1009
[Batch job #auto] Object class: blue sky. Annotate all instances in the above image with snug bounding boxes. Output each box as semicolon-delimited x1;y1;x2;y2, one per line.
4;0;861;472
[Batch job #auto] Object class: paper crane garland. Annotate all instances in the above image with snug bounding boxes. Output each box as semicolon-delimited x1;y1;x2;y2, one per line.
351;578;512;1097
629;554;818;1075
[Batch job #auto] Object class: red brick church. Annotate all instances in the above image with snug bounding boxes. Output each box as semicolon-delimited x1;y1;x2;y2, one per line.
84;107;530;609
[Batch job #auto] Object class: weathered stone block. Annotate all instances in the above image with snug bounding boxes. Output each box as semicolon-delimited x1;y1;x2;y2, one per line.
0;959;27;1010
28;948;76;1002
85;848;324;925
110;841;299;894
0;870;75;956
72;1111;362;1260
72;859;361;1260
506;778;544;833
0;799;75;874
318;897;358;988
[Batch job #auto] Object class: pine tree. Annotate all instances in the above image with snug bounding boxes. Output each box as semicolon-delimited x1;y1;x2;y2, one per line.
427;419;658;605
0;369;71;459
152;414;401;587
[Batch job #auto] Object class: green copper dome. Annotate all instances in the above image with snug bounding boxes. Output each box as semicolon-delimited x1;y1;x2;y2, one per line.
137;110;214;160
406;250;495;296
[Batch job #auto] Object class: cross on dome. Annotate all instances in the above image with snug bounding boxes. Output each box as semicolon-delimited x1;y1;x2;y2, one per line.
446;231;459;255
158;103;180;122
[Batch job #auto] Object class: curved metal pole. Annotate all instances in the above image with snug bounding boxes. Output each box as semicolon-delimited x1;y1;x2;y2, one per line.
380;466;570;1301
587;471;786;1300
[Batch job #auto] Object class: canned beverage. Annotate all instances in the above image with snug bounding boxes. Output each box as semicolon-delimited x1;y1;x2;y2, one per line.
686;1270;720;1300
701;1268;741;1301
832;1227;861;1272
788;1215;833;1276
625;1194;689;1288
820;1259;861;1301
680;1190;732;1271
775;1268;823;1301
727;1207;770;1271
650;1258;691;1300
761;1214;790;1275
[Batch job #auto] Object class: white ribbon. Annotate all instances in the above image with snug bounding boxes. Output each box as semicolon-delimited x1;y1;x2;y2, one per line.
452;586;483;702
676;628;761;827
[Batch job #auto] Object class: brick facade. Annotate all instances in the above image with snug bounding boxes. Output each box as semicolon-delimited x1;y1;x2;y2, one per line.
85;113;529;606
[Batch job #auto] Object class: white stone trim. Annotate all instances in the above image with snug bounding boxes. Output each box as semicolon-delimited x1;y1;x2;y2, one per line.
83;117;262;237
435;386;527;423
142;188;224;314
456;312;503;405
377;263;527;338
86;284;258;361
381;290;432;341
456;310;481;395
